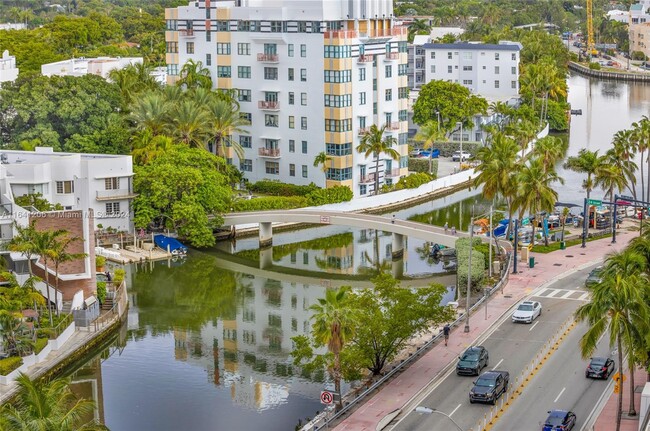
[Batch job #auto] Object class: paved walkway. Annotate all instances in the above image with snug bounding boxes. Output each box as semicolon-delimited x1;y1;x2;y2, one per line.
593;368;646;431
334;229;636;431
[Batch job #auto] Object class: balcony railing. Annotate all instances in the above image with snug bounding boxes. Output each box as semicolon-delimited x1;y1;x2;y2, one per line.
359;173;377;184
179;29;195;37
385;168;401;178
258;148;281;158
384;52;400;61
357;127;371;135
96;189;138;201
257;53;279;62
258;100;280;110
324;30;358;39
384;122;401;131
358;54;374;63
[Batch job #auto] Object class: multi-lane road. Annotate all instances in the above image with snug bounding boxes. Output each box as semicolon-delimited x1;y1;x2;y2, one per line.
390;265;608;431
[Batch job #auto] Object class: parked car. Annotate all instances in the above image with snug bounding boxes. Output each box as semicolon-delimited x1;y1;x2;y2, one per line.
451;150;472;161
469;371;509;404
585;266;603;288
542;410;576;431
512;300;542;324
410;148;423;157
456;346;489;376
585;357;615;379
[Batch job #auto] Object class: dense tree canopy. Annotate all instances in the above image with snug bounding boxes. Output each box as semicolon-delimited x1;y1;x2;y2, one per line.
412;80;488;131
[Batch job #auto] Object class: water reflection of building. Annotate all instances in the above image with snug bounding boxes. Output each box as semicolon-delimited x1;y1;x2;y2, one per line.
628;81;650;108
173;275;328;411
70;356;105;425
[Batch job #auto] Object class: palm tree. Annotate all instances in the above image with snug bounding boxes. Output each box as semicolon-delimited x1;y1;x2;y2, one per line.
0;311;34;357
598;155;627;203
205;98;248;159
7;221;38;276
633;117;650;202
532;136;568;169
49;236;85;316
415;120;446;174
564;149;607;231
109;63;159;107
0;373;109;430
611;130;639;200
507;119;537;157
356;125;400;195
515;156;563;246
32;228;69;326
313;151;332;173
489;101;513;131
167;100;210;148
129;92;170;136
131;131;174;165
177;59;212;90
309;286;356;408
575;250;649;429
407;19;431;43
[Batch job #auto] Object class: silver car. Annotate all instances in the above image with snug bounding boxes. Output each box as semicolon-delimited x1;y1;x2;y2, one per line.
511;300;542;323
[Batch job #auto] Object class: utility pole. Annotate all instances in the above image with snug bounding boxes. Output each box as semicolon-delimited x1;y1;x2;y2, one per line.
465;216;473;333
488;204;493;278
513;219;519;274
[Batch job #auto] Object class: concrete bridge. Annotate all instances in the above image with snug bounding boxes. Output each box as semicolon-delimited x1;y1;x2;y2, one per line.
221;210;470;260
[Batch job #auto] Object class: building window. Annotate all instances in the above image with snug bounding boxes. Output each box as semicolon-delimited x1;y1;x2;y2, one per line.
324;119;352;132
104;178;119;190
217;66;231;78
289;116;295;128
511;53;516;61
430;65;436;73
288;68;294;81
385;89;392;101
495;80;500;88
289;164;295;176
206;53;212;66
324;45;351;58
398;109;407;121
289;92;294;105
300;44;306;57
462;51;472;60
495;53;500;60
448;65;452;73
447;52;452;59
216;43;231;55
289;140;295;152
463;65;472;71
166;42;178;53
237;43;251;55
238;66;251;79
463;80;473;85
265;162;279;175
240;112;252;123
430;51;436;59
56;181;74;194
511;80;517;89
302;140;308;153
324;94;352;107
105;202;120;215
264;43;277;55
385;65;392;78
301;117;307;130
240;136;252;148
359;92;366;105
166;19;178;30
301;93;307;106
324;70;352;83
265;114;279;127
300;69;307;81
206;30;211;41
186;42;194;54
495;66;500;74
511;66;517;74
302;165;308;178
398;87;408;99
288;44;294;57
240;159;253;171
326;167;352;181
360;184;367;195
264;67;278;80
238;89;251;102
359;116;366;129
359;68;366;81
270;21;282;32
326;142;352;156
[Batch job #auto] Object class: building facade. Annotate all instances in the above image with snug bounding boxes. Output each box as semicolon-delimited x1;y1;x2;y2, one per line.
41;57;143;79
165;0;409;197
0;50;18;84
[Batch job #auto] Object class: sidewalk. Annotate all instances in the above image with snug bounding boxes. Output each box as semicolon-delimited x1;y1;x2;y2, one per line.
593;369;647;431
333;229;635;431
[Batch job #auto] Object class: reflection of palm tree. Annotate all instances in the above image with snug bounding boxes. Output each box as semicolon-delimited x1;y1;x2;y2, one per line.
357;230;391;276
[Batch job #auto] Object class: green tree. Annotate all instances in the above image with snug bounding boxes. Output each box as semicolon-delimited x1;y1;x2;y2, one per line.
108;62;160;107
356;125;400;195
564;149;607;203
131;131;174;165
167;100;210;148
611;129;639;201
407;18;431;42
32;228;69;325
415;120;446;174
633;117;650;203
48;235;85;316
313;151;332;173
177;59;212;90
128;92;171;137
205;97;247;160
532;136;568;170
412;80;488;130
0;373;108;430
0;311;34;357
6;221;38;276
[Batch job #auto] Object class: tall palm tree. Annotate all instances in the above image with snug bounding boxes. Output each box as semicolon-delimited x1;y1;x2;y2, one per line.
532;136;568;169
415;120;446;174
515;156;563;246
0;311;34;357
507;119;537;157
598;155;628;203
7;221;38;276
356;125;400;195
407;19;431;43
48;236;85;316
564;149;607;231
309;286;356;408
129;92;170;136
313;151;332;173
32;228;68;326
205;98;248;159
167;100;210;148
131;131;174;165
611;129;639;200
177;59;213;90
575;250;649;430
633;117;650;202
0;373;109;430
109;63;159;107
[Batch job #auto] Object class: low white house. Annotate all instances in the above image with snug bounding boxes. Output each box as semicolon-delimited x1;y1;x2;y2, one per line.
41;56;143;79
0;50;18;84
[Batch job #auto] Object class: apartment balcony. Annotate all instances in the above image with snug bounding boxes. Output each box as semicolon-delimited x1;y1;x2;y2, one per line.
257;53;279;63
258;101;280;111
258;148;281;158
385;168;401;178
359;173;377;184
96;189;138;201
324;30;358;39
358;127;371;135
179;29;195;37
358;54;374;63
384;52;400;61
384;122;401;131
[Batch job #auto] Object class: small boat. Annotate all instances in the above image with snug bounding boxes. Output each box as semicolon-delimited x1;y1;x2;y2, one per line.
154;235;188;256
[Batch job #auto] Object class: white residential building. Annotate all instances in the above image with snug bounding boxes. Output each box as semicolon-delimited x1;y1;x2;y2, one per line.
0;147;135;233
630;1;650;24
41;56;143;79
0;23;26;31
607;9;630;23
0;50;18;84
165;0;409;197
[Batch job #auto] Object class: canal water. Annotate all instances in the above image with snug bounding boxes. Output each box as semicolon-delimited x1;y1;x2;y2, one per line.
67;74;650;431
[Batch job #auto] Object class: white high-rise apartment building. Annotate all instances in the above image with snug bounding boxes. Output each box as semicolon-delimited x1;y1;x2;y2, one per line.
165;0;409;197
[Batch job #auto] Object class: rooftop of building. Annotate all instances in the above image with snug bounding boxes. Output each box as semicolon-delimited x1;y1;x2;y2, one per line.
421;41;522;51
0;147;132;165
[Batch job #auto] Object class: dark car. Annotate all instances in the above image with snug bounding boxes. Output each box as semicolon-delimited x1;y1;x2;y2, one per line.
543;410;576;431
585;266;603;288
469;370;509;404
456;346;489;376
586;357;614;379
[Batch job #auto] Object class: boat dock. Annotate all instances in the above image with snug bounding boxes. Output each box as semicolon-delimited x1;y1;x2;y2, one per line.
95;243;173;264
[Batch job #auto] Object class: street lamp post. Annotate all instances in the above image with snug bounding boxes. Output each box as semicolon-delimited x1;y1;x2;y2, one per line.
465;216;473;333
456;121;463;171
415;407;464;431
430;110;441;175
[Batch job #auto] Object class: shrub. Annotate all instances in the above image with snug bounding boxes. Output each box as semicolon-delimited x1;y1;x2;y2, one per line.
0;357;23;375
95;255;106;268
396;172;433;190
632;51;647;61
472;243;498;270
34;337;49;354
409;158;438;176
96;281;107;303
456;237;485;293
588;62;601;70
233;196;308;212
306;186;353;206
36;328;56;339
249;180;319;197
113;268;126;285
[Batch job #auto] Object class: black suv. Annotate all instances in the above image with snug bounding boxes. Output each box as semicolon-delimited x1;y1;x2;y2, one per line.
469;371;509;404
456;346;489;376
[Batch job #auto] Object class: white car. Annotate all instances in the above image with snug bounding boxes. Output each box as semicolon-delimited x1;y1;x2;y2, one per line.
512;300;542;323
451;151;472;162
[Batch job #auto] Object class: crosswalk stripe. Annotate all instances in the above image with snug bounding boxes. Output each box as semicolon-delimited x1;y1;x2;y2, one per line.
532;288;590;302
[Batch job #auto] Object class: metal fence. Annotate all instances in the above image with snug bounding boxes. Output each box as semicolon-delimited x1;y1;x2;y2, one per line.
304;252;514;431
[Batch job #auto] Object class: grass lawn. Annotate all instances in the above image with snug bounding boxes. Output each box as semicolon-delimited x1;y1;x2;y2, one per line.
531;234;611;253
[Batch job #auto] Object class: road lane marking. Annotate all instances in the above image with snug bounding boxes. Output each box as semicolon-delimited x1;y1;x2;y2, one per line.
529;321;540;332
449;403;462;417
492;359;504;370
554;387;566;403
